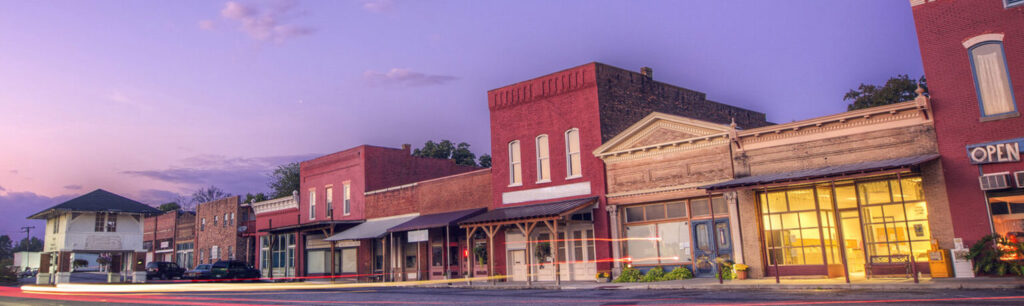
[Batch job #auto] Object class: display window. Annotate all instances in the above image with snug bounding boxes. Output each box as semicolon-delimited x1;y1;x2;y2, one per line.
621;196;726;266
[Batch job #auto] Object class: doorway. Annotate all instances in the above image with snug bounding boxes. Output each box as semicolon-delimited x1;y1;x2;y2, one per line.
840;209;866;278
692;218;731;277
508;250;527;281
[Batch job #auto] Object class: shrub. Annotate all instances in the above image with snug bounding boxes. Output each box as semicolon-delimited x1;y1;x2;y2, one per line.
663;267;694;280
964;234;1024;276
640;267;666;282
612;267;642;283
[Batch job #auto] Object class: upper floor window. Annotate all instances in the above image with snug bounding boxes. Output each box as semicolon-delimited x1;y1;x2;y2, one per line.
565;128;582;178
508;140;522;186
224;213;230;227
343;183;351;216
1006;0;1023;8
214;216;219;226
94;212;116;232
326;187;334;218
967;39;1017;119
536;135;550;182
53;216;60;234
309;189;317;220
201;218;206;231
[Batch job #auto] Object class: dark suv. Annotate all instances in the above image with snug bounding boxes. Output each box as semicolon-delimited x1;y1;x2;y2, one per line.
210;260;260;281
145;262;184;280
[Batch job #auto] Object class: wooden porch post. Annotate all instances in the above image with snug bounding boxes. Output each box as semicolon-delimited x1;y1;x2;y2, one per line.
465;226;477;284
482;225;498;284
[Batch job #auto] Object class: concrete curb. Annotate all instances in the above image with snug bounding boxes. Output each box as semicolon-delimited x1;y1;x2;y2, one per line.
417;281;1024;291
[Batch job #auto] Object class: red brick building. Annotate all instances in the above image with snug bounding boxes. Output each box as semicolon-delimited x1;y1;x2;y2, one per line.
142;210;195;268
911;0;1024;246
254;144;477;278
195;196;256;267
462;62;769;282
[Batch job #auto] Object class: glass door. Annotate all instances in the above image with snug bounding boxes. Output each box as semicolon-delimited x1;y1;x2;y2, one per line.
839;209;865;277
691;220;714;277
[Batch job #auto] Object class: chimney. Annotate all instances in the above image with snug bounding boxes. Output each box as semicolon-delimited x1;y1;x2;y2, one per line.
640;67;653;80
401;143;411;154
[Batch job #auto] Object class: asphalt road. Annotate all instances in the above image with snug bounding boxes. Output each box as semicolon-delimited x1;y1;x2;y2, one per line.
2;286;1024;306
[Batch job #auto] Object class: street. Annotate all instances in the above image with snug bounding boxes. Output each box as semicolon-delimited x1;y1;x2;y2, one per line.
2;285;1024;305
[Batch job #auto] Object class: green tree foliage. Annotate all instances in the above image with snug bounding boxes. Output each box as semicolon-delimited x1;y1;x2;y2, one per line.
158;202;181;212
244;192;269;204
0;235;12;260
412;140;482;167
191;186;232;205
12;237;42;252
478;154;492;168
844;75;927;111
965;234;1024;276
268;162;300;199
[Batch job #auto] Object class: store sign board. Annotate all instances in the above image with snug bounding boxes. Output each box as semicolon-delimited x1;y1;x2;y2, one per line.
408;230;428;243
967;138;1022;164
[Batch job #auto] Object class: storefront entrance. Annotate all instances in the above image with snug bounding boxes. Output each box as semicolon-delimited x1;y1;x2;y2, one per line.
692;218;731;277
839;209;866;277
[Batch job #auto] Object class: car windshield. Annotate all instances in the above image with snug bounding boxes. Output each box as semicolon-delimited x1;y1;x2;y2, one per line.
212;262;228;269
196;264;211;270
145;262;158;269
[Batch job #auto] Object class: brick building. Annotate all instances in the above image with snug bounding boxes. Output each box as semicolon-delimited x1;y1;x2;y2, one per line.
461;62;769;283
142;210;195;268
195;196;256;267
911;0;1024;247
254;144;477;278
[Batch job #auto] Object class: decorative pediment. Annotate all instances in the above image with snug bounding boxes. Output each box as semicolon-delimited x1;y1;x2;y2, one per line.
595;112;732;157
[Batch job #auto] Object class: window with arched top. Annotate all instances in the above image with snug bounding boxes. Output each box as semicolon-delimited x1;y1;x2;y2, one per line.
565;128;582;178
536;135;550;182
508;140;522;186
965;37;1017;119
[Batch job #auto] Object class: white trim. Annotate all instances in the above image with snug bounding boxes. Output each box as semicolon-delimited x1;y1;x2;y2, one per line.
565;128;582;178
501;181;591;204
963;33;1005;49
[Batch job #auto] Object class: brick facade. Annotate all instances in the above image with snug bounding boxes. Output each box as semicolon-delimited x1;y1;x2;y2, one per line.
912;0;1024;245
195;196;255;266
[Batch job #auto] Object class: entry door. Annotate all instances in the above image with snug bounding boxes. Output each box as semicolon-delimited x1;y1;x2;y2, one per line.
509;250;527;281
692;218;731;277
567;229;596;280
839;209;866;277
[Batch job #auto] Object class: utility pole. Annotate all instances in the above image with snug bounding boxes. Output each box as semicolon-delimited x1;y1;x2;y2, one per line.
20;226;34;243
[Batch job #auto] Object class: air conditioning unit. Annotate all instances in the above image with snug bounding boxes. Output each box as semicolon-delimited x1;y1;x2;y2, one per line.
1015;171;1024;189
979;172;1011;191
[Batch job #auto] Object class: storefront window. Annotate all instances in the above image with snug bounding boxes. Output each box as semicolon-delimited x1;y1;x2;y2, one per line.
859;177;930;263
762;188;825;266
432;244;444;266
404;242;417;268
625;224;658;265
341;248;357;273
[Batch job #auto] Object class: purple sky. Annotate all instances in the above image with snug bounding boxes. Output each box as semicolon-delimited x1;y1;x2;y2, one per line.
0;0;924;239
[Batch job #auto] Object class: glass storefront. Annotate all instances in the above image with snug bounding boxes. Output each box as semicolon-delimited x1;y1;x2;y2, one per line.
621;196;727;267
758;175;931;277
175;242;194;269
988;188;1024;260
260;233;295;275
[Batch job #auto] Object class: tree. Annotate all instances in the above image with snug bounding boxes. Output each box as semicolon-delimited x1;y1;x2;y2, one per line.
478;154;492;168
243;192;269;204
845;75;927;111
191;186;231;205
158;202;181;212
0;235;12;260
268;162;300;199
412;140;481;167
12;237;42;252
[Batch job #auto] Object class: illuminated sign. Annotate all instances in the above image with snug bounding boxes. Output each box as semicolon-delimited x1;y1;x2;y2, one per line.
967;138;1022;164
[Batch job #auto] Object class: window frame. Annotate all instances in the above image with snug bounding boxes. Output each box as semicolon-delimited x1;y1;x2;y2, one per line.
565;128;582;179
326;186;334;218
967;40;1018;120
535;134;551;183
343;183;351;216
1006;0;1023;8
508;140;522;186
309;189;317;220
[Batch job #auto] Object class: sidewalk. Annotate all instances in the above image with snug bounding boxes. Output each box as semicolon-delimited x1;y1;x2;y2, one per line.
423;277;1024;291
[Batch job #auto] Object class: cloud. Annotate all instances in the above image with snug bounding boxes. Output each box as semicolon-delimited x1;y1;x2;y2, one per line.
362;0;394;13
121;153;319;196
0;191;76;239
63;185;83;191
0;185;5;192
219;0;315;43
198;20;216;30
135;189;186;206
10;170;18;175
363;68;459;87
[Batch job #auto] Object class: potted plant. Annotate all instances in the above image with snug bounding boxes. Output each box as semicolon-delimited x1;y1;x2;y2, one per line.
734;263;749;280
596;272;611;282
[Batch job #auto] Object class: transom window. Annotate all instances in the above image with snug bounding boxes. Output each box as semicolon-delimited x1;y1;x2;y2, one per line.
565;128;582;178
968;41;1017;118
508;140;522;186
536;135;550;182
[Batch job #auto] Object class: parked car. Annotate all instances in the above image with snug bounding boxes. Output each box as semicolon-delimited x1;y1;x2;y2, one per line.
19;268;37;279
145;262;184;280
210;260;260;282
184;264;213;280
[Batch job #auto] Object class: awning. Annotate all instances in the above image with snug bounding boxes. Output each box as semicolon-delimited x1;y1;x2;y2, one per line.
259;220;362;233
324;215;419;241
460;196;598;226
701;154;940;191
388;208;486;233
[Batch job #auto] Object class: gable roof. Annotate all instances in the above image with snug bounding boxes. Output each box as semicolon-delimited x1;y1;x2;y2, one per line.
593;112;733;158
27;189;161;219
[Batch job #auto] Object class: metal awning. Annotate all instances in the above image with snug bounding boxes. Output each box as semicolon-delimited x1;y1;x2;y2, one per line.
324;215;418;241
459;196;598;226
258;220;362;233
701;154;940;191
388;208;486;233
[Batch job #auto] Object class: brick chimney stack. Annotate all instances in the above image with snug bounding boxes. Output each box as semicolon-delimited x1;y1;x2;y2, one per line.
640;67;653;79
402;143;411;154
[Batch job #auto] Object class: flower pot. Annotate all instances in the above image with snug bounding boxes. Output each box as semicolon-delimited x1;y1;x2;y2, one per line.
736;270;747;280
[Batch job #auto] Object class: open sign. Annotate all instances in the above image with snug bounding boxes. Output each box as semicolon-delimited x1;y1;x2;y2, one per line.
967;139;1022;164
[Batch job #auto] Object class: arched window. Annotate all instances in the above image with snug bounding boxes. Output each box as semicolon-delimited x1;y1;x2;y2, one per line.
565;128;582;178
964;35;1017;119
508;140;522;186
536;135;550;182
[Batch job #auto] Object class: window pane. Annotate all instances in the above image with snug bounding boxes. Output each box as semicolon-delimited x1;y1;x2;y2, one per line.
972;43;1015;116
341;248;357;273
835;185;858;209
645;205;666;221
766;191;788;213
536;136;549;158
780;213;801;230
712;197;728;215
625;225;657;265
882;204;907;222
908;221;930;240
625;206;645;222
798;228;821;247
537;136;550;181
691;199;710;217
695;223;710;251
566;130;580;153
858;181;891;205
666;202;685;218
816;185;834;210
569;153;582;177
658;221;691;262
894;177;924;202
509;142;520;162
512;163;522;184
803;247;824;265
798;211;819;228
787;189;816;211
716;222;730;249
